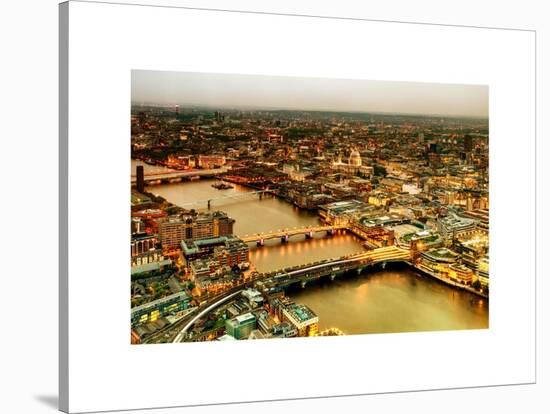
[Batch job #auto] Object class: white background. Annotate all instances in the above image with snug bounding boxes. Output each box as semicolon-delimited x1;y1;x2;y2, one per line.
0;0;548;413
67;2;535;411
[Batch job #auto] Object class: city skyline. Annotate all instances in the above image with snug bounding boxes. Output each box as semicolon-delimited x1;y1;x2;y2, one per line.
131;70;489;118
130;79;489;344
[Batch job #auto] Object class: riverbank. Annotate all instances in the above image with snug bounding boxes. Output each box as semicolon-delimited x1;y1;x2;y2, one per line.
287;265;488;335
410;263;489;299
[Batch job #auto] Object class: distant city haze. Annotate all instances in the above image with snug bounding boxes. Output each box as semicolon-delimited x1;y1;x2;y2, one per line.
131;70;488;118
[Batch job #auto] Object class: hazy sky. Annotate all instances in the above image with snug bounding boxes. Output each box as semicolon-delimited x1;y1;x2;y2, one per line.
131;70;488;118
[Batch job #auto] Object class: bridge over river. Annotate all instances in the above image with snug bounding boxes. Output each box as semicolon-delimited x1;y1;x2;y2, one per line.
131;167;229;186
261;245;411;288
239;224;348;245
172;246;411;341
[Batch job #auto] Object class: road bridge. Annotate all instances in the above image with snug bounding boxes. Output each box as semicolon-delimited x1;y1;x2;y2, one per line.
240;224;347;245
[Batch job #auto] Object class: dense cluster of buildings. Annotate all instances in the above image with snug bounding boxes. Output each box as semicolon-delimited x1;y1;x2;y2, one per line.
187;288;319;342
130;105;490;343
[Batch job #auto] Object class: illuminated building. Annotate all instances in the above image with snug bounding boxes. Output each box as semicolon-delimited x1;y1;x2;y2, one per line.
351;225;395;248
197;154;226;169
131;233;158;256
476;255;490;287
417;247;460;277
437;213;477;240
448;263;474;284
461;209;489;231
225;312;257;339
160;217;193;251
282;303;319;337
456;235;489;272
131;250;171;276
319;199;375;225
271;321;298;338
331;148;374;177
131;291;191;326
392;224;441;250
183;235;249;269
159;211;235;250
282;163;309;182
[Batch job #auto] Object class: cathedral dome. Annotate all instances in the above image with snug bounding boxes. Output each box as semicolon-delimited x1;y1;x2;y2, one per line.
349;149;362;167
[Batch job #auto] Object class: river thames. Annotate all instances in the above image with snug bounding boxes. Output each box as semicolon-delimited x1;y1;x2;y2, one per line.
134;160;489;334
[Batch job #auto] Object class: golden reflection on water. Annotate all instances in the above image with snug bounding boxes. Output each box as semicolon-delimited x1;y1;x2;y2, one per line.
148;177;489;336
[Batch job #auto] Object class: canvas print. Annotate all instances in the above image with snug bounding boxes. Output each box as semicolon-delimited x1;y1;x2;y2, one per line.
130;70;489;344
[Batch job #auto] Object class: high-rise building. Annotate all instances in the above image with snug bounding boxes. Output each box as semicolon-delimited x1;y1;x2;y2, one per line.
159;212;235;251
418;132;425;143
160;217;193;251
136;165;145;193
464;135;473;153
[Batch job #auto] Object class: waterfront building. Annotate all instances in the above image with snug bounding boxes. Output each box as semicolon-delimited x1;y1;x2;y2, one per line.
131;190;153;209
418;247;460;278
455;235;489;272
183;235;249;273
197;154;226;169
131;291;191;326
448;263;474;284
476;255;490;287
159;211;235;250
166;155;195;169
136;165;145;193
421;247;459;264
225;312;257;339
350;224;395;248
282;303;319;337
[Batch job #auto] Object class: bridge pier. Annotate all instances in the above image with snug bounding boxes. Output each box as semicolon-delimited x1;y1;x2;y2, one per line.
256;239;264;247
207;200;211;209
330;274;336;281
327;228;335;236
381;261;387;269
281;234;289;243
301;281;307;288
305;231;313;239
